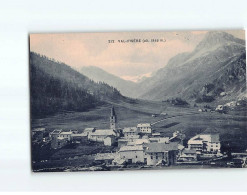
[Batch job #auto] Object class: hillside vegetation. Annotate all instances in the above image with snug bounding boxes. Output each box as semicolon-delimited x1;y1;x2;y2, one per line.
30;52;123;118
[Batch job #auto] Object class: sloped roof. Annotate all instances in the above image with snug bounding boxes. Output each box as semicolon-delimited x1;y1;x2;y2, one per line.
57;137;68;140
119;145;143;152
118;138;129;142
90;129;116;136
146;142;178;153
183;149;197;154
152;133;161;136
189;133;220;144
127;139;150;146
210;134;220;142
60;132;73;135
188;139;203;145
169;136;182;142
194;137;203;140
51;129;62;134
137;123;151;127
71;133;88;137
123;127;137;133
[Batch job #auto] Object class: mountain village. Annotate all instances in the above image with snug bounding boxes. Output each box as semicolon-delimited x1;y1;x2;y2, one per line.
31;106;247;171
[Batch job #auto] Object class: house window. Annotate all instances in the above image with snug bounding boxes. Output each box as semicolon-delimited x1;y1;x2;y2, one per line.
136;156;137;158
151;156;153;159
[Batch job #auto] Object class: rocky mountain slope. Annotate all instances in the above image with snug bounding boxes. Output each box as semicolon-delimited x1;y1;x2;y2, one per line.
137;31;246;102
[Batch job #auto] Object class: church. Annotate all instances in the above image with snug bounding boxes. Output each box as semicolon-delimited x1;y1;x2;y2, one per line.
87;106;120;145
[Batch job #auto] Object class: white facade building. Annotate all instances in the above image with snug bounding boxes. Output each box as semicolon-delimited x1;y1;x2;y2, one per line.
137;123;152;134
127;138;150;146
88;129;117;142
59;131;73;141
119;145;144;163
149;137;169;143
123;127;138;138
188;133;221;154
103;136;116;146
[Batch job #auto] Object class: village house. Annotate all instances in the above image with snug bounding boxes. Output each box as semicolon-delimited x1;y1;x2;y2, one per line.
71;132;88;143
88;129;118;142
112;155;126;165
145;142;179;166
169;131;185;145
152;132;161;137
119;145;145;164
117;138;130;148
103;136;117;146
32;128;46;142
137;123;152;134
127;138;150;146
187;137;204;154
59;131;73;141
50;129;62;149
149;137;169;143
188;133;221;154
178;148;198;162
56;137;68;149
50;129;62;140
123;127;138;138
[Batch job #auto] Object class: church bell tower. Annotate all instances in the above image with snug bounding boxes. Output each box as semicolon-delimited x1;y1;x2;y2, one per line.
110;106;117;130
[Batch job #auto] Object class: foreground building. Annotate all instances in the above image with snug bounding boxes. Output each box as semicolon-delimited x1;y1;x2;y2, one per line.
188;133;221;154
145;142;179;166
178;148;198;162
119;145;145;164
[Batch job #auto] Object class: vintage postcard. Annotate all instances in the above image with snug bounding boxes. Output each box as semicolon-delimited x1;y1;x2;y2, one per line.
30;30;247;172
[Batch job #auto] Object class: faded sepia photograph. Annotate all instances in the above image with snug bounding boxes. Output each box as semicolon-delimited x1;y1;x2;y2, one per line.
30;30;247;172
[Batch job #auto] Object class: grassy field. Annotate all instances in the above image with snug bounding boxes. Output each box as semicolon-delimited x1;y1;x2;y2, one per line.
31;99;247;152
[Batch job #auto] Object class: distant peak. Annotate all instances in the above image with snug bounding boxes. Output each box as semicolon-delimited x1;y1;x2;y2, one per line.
195;31;245;51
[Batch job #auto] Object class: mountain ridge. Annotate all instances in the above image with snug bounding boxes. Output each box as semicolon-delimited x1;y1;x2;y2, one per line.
137;31;246;102
79;66;138;98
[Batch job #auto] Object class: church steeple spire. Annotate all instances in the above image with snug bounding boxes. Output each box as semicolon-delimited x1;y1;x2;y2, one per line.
110;106;117;129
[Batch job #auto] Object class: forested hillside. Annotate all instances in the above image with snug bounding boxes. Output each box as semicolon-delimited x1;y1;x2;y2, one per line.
30;52;123;118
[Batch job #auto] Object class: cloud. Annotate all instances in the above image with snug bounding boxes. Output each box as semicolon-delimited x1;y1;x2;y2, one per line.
121;72;152;83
